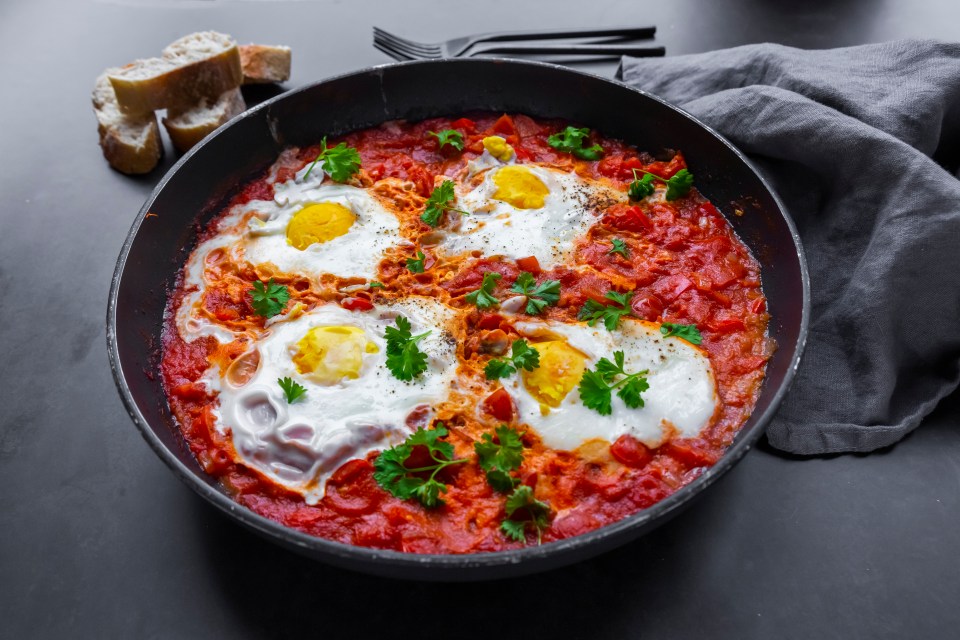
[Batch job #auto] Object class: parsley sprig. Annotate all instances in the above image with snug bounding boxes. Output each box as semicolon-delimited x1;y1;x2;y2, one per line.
465;272;502;309
249;279;289;318
630;168;694;201
384;316;430;381
577;290;635;331
547;126;604;160
406;250;426;274
475;425;524;493
421;181;469;227
484;339;540;380
501;485;551;543
429;129;465;151
628;169;657;201
277;377;307;403
303;137;362;182
661;322;703;345
578;351;650;416
373;424;467;508
609;237;630;258
510;272;561;315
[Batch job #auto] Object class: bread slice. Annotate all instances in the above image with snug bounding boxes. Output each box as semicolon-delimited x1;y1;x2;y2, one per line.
163;87;246;153
92;69;162;174
108;31;242;114
239;44;292;84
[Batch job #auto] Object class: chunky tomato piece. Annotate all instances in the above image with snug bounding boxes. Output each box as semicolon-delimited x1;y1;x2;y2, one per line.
325;459;384;517
483;388;515;422
610;435;653;468
516;255;541;274
603;204;653;232
476;313;504;330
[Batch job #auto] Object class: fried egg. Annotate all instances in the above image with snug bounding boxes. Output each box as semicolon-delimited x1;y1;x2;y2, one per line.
440;164;623;268
243;173;403;280
206;297;459;503
501;317;718;451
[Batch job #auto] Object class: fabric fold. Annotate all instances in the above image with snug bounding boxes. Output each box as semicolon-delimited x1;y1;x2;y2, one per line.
619;40;960;454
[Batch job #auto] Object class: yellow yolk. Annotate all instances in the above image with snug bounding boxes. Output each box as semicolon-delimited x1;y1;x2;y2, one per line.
286;203;356;250
293;326;378;384
482;136;514;162
492;166;550;210
521;340;587;409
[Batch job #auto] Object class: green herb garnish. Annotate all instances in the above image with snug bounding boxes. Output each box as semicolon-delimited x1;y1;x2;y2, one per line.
249;278;289;318
465;272;502;309
277;377;307;404
421;180;469;227
628;170;656;201
630;168;694;201
660;322;703;345
577;290;634;331
484;339;540;380
547;126;604;160
509;272;561;315
475;424;525;493
384;316;430;381
578;350;650;416
429;129;465;151
609;237;630;258
406;250;426;274
303;137;362;182
373;424;467;508
500;485;551;544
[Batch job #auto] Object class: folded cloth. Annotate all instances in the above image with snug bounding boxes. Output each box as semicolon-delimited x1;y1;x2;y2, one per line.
619;40;960;454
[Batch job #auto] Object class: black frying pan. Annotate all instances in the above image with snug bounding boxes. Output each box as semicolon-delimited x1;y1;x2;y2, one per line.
107;59;809;581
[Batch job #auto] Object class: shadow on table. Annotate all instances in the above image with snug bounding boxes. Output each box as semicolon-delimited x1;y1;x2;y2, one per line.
191;467;747;639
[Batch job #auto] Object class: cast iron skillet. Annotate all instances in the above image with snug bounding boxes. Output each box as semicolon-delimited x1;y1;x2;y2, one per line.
107;59;809;581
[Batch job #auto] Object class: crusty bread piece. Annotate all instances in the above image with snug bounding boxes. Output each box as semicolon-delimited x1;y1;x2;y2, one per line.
162;87;246;153
108;31;242;114
92;69;162;174
239;44;292;84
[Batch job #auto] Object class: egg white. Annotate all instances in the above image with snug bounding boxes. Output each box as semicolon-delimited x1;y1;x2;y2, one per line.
439;164;623;268
505;317;718;451
206;297;460;503
243;175;403;280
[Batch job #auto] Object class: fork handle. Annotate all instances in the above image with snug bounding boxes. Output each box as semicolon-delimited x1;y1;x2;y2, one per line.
473;44;666;56
474;26;656;44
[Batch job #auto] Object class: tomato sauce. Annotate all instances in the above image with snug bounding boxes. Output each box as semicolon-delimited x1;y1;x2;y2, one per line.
162;113;771;553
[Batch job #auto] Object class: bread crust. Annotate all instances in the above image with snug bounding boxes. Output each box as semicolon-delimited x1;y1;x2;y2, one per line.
108;32;242;114
92;69;162;174
163;87;246;153
239;44;292;84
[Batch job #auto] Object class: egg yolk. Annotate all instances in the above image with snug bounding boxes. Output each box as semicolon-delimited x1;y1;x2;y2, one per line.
521;340;587;409
482;135;514;162
492;166;550;210
293;326;378;385
286;203;356;250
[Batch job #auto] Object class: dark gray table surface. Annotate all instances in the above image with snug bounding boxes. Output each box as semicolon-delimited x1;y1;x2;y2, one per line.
1;0;958;638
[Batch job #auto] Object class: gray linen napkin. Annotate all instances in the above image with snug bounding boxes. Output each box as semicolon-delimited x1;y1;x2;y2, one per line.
619;40;960;454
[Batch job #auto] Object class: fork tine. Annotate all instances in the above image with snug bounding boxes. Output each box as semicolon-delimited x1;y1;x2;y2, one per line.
373;40;415;62
373;31;437;57
373;35;441;59
374;35;443;59
373;27;441;55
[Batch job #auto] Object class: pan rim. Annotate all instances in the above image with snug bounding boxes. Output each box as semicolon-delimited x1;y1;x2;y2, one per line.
106;57;810;577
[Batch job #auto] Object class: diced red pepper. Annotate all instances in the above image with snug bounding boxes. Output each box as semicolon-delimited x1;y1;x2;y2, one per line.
341;297;374;312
